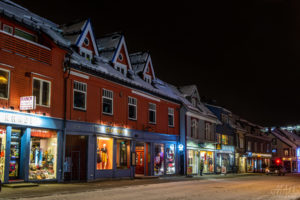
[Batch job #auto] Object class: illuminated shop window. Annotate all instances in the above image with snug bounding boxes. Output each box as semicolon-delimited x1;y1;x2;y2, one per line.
166;144;175;174
284;149;289;157
116;140;130;169
216;133;221;144
200;151;214;173
222;135;228;145
96;137;113;170
29;129;57;180
33;78;51;107
0;127;6;182
154;144;164;176
0;69;10;99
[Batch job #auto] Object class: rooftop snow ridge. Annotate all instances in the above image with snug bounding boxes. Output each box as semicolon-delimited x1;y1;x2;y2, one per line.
1;0;28;11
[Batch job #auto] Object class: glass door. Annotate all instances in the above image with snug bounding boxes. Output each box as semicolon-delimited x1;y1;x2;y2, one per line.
9;129;21;180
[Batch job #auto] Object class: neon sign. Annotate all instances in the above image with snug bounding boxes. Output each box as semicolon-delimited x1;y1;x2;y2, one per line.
297;148;300;173
178;144;184;151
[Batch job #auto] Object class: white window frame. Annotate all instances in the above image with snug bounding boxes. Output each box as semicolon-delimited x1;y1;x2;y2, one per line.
128;96;137;120
247;141;251;151
168;107;174;127
115;63;127;76
191;119;198;138
32;77;51;107
84;37;89;46
102;88;113;115
205;122;210;140
148;103;156;124
3;24;13;35
80;47;93;61
73;80;87;110
144;74;152;84
0;68;10;100
239;137;244;149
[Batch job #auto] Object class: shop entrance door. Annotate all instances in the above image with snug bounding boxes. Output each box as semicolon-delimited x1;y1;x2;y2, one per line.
9;129;22;180
135;143;144;175
64;135;87;181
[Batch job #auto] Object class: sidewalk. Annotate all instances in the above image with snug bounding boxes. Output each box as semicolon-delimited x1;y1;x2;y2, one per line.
0;173;263;199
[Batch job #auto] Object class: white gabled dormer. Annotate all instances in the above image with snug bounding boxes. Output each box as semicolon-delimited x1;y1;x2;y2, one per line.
61;19;98;62
97;33;132;76
142;55;156;84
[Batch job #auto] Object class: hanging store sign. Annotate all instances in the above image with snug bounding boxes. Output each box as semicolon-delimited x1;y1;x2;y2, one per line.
20;96;36;110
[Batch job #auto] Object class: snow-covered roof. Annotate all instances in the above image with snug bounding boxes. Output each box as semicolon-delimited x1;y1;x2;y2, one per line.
271;129;297;148
60;19;87;45
179;85;200;99
129;52;149;74
0;0;70;47
96;32;122;62
279;129;300;146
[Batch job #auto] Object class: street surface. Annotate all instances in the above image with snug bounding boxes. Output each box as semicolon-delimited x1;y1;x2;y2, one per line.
1;174;300;200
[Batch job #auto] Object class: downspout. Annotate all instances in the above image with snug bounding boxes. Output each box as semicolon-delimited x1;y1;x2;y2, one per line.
62;53;71;182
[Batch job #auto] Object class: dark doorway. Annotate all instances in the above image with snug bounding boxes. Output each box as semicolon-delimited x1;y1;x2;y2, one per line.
284;161;291;173
64;135;87;181
135;142;151;176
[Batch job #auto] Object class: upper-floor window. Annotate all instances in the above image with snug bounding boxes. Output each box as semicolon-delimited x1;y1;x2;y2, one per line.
149;103;156;124
284;149;289;157
128;96;137;120
73;81;86;110
33;78;51;107
191;119;198;138
84;37;89;46
0;68;10;100
168;108;174;127
102;89;113;115
205;123;211;140
115;63;127;76
247;141;252;151
266;144;270;153
80;48;93;62
191;98;197;107
14;28;36;42
272;138;277;145
254;142;257;152
239;137;244;148
272;148;277;154
3;24;13;34
216;133;221;144
144;74;152;84
221;114;229;124
222;134;228;145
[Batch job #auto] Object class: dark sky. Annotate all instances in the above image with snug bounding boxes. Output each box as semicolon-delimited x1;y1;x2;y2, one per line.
14;0;300;127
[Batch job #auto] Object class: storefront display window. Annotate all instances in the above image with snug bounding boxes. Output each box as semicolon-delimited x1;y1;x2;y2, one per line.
154;144;164;175
97;137;113;170
0;127;6;182
200;151;214;173
29;129;57;180
166;144;175;174
187;150;199;174
216;153;234;173
116;140;130;169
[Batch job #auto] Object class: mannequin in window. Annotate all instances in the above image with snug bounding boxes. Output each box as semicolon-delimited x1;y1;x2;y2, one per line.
101;144;108;169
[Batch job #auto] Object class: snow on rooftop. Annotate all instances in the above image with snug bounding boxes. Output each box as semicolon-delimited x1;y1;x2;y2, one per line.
129;52;149;74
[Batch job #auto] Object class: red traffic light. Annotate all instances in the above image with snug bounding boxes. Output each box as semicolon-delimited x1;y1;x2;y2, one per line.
276;159;281;165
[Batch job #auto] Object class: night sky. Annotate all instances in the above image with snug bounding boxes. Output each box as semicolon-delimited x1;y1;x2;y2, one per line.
14;0;300;127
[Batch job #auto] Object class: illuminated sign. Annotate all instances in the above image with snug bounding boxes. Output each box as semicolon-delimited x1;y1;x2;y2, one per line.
20;96;36;110
0;111;41;126
178;144;184;151
297;148;300;173
96;125;129;136
248;152;272;158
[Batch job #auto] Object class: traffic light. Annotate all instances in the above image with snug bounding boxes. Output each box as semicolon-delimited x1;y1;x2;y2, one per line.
275;159;281;165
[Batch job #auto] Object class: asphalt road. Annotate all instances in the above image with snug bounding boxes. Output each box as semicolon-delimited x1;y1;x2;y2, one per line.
2;174;300;200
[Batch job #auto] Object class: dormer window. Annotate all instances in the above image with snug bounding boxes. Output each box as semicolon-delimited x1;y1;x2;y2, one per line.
3;24;13;34
84;37;89;46
80;48;93;62
144;74;151;84
115;63;127;76
118;53;123;61
191;98;197;107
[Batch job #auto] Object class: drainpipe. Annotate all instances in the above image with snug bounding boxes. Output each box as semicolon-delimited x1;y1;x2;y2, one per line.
62;54;71;182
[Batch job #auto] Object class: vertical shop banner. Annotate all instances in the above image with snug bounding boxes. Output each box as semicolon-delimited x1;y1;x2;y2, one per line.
20;96;36;110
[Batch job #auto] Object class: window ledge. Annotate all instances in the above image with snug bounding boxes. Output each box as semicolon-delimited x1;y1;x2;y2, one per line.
149;122;156;125
102;112;113;116
73;107;86;112
129;118;137;121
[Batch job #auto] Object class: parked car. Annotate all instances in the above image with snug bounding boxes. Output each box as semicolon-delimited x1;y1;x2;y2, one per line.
265;165;286;176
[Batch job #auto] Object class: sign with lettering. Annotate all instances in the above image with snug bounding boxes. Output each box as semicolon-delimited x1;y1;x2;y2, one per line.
95;125;129;136
20;96;36;110
0;111;41;126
